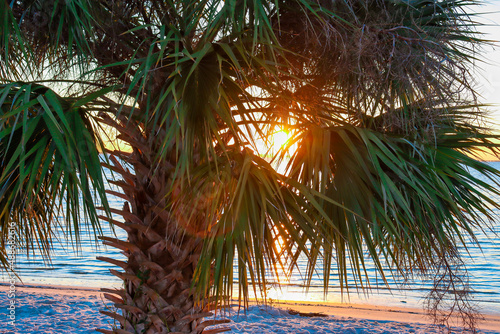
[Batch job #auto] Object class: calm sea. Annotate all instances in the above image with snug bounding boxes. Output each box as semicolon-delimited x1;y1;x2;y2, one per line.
3;162;500;314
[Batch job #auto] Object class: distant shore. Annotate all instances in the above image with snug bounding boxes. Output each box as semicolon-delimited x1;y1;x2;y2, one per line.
1;283;499;333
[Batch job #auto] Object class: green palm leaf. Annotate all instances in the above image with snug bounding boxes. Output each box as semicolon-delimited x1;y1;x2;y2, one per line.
0;82;109;268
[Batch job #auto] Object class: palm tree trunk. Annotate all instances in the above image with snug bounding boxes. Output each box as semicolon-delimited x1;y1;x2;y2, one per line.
95;115;229;334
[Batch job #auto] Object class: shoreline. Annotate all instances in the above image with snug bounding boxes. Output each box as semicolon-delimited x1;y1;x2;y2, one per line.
2;283;499;333
267;299;500;332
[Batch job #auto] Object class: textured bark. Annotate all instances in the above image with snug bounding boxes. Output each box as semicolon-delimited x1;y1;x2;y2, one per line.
96;115;229;334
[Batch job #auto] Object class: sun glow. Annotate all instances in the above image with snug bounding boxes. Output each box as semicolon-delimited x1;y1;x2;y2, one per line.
254;127;293;158
269;129;291;152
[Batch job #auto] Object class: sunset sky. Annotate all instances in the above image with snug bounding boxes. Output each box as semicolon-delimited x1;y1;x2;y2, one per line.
478;2;500;122
472;2;500;160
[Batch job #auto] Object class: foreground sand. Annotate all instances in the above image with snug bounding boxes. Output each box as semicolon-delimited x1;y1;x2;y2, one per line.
1;284;499;333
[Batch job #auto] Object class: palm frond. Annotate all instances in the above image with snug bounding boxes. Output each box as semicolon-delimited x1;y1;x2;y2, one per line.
187;147;327;307
284;110;500;295
0;82;109;268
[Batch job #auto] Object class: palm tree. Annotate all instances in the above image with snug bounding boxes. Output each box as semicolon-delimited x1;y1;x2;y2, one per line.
1;0;499;333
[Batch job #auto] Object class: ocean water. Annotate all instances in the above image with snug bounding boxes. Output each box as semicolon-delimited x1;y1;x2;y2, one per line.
2;162;500;315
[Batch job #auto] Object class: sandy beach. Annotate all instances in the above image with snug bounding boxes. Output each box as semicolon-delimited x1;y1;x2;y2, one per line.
1;284;499;333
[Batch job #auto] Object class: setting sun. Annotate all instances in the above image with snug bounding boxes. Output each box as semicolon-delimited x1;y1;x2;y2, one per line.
270;129;291;151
